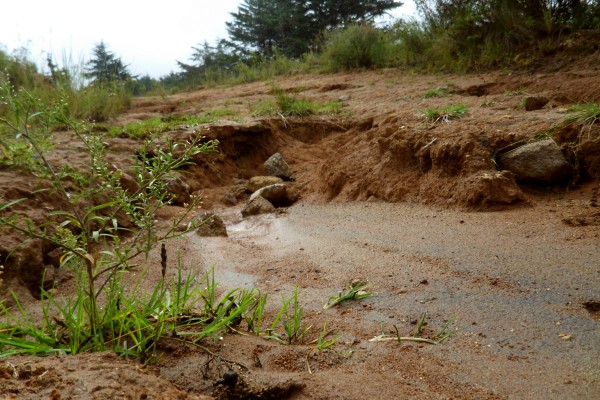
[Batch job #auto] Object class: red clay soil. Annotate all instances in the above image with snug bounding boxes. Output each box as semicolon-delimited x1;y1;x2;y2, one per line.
1;52;599;399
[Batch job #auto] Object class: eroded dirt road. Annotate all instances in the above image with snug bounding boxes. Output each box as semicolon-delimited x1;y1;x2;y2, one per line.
165;194;599;400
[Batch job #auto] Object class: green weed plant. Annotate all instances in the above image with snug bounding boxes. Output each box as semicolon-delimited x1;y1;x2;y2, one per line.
0;81;222;361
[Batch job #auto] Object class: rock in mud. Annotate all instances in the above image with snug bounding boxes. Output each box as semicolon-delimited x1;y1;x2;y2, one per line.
119;171;141;194
0;237;45;299
241;196;276;217
575;132;600;179
264;152;294;180
250;183;288;207
194;212;228;237
164;173;191;205
248;176;284;193
222;181;249;205
463;171;527;208
497;139;573;183
522;95;550;111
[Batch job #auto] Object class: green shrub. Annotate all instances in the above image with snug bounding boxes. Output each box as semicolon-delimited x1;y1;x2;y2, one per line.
390;18;432;67
1;48;133;123
319;24;394;72
405;0;600;71
68;84;131;122
0;49;45;91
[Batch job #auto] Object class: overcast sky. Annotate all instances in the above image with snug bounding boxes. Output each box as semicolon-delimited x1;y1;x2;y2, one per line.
1;1;417;78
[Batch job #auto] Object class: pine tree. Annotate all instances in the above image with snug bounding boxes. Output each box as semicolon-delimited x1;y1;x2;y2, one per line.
84;41;133;86
225;0;281;56
226;0;403;58
306;0;403;30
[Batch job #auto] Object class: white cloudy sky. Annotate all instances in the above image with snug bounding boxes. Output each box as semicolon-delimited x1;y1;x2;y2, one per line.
1;1;417;78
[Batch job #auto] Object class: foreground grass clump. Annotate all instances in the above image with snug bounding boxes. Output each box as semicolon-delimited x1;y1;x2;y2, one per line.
265;285;311;344
0;81;219;362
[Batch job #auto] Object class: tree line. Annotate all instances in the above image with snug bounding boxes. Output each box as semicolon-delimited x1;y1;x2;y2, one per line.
32;0;600;94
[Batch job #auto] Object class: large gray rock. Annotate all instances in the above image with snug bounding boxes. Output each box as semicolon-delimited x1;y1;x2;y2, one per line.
497;139;572;183
250;183;288;207
264;153;294;180
248;176;283;193
241;196;275;217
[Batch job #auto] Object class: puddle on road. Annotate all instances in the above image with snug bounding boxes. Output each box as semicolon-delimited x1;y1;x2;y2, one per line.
214;268;256;289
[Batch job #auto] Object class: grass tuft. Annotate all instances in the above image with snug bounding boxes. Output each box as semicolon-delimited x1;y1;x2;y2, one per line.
265;285;310;344
422;87;452;99
421;103;469;123
313;322;339;350
563;103;600;134
108;110;238;139
324;279;373;309
253;87;344;117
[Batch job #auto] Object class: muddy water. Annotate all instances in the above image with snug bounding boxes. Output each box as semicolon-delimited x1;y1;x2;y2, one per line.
193;202;598;399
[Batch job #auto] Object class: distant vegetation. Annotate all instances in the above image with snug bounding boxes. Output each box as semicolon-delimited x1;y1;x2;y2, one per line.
175;0;600;85
1;0;598;123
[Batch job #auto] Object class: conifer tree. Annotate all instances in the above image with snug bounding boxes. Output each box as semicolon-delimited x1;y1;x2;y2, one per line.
85;41;133;85
225;0;402;58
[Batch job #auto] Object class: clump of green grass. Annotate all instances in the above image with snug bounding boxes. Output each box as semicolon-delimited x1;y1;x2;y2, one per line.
253;88;344;117
108;111;238;139
421;103;469;123
422;87;452;99
108;117;167;138
312;322;339;350
323;279;372;309
563;103;600;134
244;290;268;336
265;285;311;344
